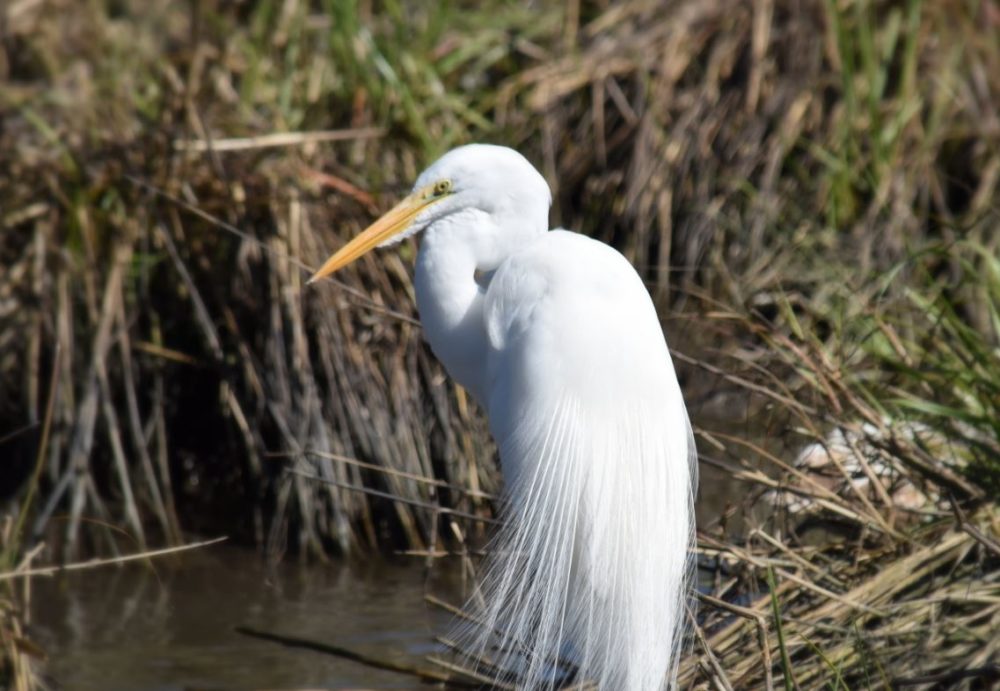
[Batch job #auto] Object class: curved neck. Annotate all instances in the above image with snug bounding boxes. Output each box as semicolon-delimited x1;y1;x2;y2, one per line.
414;216;491;404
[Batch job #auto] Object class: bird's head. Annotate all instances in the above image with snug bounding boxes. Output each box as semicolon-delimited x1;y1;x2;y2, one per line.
308;144;550;283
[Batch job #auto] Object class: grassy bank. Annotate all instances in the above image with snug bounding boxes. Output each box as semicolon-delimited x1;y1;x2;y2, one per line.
1;0;998;687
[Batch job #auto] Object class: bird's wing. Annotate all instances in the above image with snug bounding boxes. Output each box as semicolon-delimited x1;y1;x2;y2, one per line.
483;230;690;476
462;230;695;690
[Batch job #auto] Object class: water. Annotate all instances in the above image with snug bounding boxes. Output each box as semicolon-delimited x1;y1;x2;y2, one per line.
32;545;460;690
31;432;754;690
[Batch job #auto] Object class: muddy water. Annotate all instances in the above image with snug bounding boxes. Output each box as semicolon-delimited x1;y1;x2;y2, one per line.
32;546;461;690
33;428;754;690
33;495;744;690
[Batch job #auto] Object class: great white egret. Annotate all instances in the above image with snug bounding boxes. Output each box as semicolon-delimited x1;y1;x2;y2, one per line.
309;144;696;690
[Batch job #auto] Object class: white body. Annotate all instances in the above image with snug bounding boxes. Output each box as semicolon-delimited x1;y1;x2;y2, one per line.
411;147;696;690
311;144;696;690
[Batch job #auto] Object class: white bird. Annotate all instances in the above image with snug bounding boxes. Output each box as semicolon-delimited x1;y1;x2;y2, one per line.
309;144;696;690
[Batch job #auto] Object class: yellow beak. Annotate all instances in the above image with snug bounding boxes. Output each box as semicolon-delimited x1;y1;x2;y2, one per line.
307;188;443;284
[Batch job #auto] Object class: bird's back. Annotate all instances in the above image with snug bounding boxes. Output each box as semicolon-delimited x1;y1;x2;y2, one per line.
464;230;695;689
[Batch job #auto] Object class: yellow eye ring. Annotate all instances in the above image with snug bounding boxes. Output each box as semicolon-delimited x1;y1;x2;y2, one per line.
434;179;452;196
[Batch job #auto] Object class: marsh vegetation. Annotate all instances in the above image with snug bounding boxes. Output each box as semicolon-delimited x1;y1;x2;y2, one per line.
1;0;998;688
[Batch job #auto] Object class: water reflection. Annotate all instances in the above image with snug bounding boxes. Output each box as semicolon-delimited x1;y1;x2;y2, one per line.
32;409;764;691
33;545;458;690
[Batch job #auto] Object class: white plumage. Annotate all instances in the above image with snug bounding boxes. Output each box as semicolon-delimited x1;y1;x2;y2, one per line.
310;144;697;690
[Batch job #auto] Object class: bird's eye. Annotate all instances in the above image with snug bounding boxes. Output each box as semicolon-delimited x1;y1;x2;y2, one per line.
434;180;452;196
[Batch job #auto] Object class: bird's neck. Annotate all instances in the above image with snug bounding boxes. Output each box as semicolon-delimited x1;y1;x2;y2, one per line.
413;213;492;404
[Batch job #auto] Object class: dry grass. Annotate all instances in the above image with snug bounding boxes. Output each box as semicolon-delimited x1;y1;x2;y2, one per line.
1;0;999;688
673;289;1000;688
0;519;43;691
